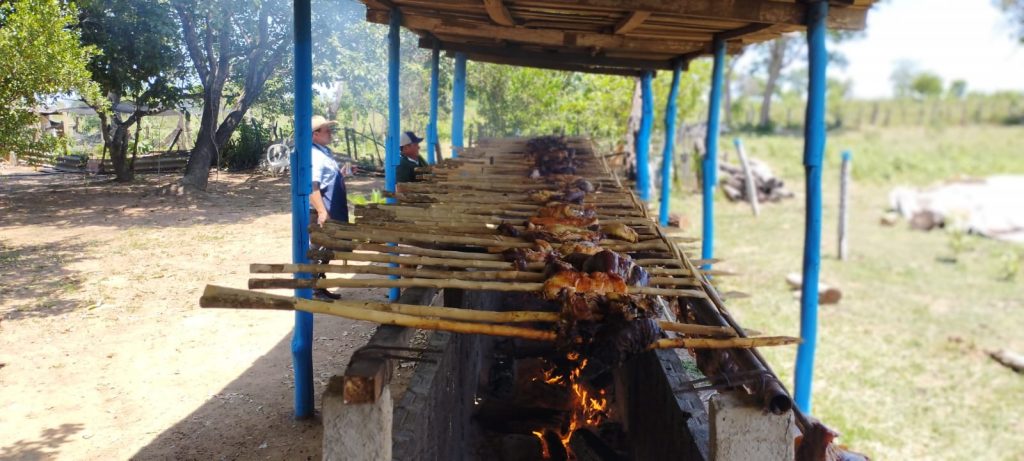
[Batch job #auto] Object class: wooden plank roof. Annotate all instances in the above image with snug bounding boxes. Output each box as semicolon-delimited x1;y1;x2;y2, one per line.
360;0;876;75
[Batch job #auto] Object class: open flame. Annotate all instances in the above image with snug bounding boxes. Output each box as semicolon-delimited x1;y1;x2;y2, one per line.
561;358;609;447
532;356;611;458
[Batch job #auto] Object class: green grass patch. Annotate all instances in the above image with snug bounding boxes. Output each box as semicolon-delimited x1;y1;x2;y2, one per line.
723;125;1024;186
662;126;1024;460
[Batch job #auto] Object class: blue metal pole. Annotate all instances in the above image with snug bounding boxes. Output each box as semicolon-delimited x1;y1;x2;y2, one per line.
451;53;467;157
636;71;654;202
702;37;726;265
659;62;682;226
427;44;440;164
386;8;401;301
290;0;314;419
794;0;830;414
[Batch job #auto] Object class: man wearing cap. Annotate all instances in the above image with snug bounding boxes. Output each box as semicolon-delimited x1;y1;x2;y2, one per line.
308;115;351;300
310;115;349;226
395;131;428;184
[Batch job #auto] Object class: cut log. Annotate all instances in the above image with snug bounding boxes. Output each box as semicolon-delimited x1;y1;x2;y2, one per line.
988;349;1024;373
785;272;842;305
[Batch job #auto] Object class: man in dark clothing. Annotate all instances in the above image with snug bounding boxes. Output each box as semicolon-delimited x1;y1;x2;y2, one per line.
395;131;427;184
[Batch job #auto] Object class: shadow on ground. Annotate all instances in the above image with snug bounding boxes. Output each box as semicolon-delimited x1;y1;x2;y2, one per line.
129;311;377;460
0;239;89;320
0;423;86;460
0;171;383;231
0;172;292;230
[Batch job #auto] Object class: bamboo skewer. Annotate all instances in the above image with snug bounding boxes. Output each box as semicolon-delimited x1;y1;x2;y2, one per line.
248;277;709;299
201;285;792;350
252;263;547;282
252;263;700;287
317;223;668;252
307;243;701;279
201;285;556;342
308;242;506;261
648;336;800;350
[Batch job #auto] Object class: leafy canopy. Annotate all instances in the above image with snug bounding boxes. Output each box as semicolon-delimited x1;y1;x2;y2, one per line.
0;0;101;153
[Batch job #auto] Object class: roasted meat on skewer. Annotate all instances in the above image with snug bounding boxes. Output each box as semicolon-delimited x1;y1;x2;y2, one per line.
523;223;604;243
527;216;599;228
537;203;596;219
600;222;639;243
558;241;602;256
541;271;628;301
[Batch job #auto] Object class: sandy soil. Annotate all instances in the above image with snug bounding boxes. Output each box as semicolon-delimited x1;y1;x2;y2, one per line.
0;166;387;460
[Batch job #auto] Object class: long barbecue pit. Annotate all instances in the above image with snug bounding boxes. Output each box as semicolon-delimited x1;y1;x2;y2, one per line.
201;136;852;460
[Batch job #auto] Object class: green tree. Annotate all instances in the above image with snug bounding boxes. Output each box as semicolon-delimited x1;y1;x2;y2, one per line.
994;0;1024;43
78;0;187;182
890;59;917;99
948;79;968;100
910;71;944;100
0;0;100;155
174;0;294;191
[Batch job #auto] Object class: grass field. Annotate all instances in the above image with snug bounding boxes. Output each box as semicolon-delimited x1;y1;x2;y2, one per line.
666;125;1024;459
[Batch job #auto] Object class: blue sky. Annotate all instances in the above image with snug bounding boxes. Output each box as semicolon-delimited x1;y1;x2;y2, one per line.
834;0;1024;98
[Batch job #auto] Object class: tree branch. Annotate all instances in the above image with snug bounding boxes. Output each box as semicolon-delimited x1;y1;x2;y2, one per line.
174;6;209;82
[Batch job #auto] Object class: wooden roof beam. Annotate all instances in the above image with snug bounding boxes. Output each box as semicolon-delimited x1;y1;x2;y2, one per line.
419;36;677;70
511;0;869;30
482;0;516;26
716;23;775;42
451;51;648;77
613;10;651;35
367;9;705;54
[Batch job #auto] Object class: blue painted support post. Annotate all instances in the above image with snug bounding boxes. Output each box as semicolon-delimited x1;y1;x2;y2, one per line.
659;62;683;226
385;8;401;301
794;0;830;414
426;44;440;164
636;71;654;202
289;0;314;419
451;53;467;157
702;38;726;265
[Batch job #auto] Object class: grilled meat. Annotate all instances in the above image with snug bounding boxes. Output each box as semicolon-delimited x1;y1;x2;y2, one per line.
558;241;602;256
527;215;599;228
496;221;521;237
541;271;628;301
523;223;603;243
600;222;638;243
581;250;650;287
537;203;596;219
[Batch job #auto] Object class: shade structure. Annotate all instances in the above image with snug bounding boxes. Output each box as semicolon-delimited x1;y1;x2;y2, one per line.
361;0;874;74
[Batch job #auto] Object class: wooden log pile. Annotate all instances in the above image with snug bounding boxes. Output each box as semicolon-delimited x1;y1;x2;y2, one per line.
719;158;794;204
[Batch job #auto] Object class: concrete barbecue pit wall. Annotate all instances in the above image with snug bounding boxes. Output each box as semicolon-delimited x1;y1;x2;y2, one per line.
322;287;725;461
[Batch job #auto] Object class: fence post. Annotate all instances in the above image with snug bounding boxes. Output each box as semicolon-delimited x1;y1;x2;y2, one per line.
838;150;852;260
733;138;760;217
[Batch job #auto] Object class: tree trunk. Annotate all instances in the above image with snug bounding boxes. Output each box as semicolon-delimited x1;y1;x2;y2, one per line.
109;123;134;182
724;54;739;129
624;79;642;178
759;38;788;130
181;84;223;190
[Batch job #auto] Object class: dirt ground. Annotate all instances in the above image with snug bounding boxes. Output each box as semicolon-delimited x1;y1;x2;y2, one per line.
0;166;387;460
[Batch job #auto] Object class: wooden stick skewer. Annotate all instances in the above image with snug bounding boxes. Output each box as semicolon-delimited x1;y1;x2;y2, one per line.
248;277;709;299
252;263;700;287
201;285;792;349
